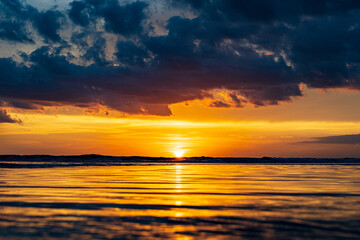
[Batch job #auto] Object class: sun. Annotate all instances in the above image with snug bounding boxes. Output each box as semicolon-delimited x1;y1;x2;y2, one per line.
173;149;185;158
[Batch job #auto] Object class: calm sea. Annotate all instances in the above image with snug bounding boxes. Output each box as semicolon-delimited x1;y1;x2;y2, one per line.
0;163;360;239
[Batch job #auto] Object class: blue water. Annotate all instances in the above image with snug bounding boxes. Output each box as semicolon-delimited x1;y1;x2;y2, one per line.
0;163;360;239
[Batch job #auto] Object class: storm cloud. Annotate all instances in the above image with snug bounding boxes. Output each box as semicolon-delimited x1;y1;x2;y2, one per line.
1;0;360;117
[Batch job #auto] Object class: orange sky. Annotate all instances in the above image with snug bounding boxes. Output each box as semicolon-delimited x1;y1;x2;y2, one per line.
1;87;360;158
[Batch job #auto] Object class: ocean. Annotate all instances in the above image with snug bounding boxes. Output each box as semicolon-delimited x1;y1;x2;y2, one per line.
0;157;360;239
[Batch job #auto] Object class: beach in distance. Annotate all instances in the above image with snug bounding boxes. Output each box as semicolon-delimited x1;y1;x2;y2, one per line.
0;155;360;239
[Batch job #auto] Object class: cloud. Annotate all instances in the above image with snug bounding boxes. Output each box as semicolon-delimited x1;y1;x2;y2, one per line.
301;134;360;144
68;0;148;35
210;101;231;108
31;9;64;43
99;1;148;35
68;1;92;27
0;0;33;43
0;0;360;117
0;21;34;43
0;109;22;124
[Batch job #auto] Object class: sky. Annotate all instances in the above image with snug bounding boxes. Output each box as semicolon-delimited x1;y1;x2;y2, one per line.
1;0;360;157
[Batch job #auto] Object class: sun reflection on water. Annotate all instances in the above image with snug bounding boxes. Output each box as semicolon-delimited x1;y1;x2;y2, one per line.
175;165;182;192
174;165;183;217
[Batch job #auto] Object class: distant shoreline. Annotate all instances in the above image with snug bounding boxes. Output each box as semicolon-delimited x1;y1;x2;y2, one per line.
1;155;360;168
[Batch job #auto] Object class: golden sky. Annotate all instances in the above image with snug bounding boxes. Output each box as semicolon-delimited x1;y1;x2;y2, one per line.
1;88;360;157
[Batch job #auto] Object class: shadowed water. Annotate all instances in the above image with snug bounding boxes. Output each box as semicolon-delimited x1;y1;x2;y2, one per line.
0;163;360;239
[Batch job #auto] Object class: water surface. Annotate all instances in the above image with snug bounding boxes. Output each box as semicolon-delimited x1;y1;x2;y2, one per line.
0;164;360;239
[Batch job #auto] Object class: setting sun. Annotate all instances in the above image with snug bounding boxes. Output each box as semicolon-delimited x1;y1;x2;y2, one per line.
173;149;186;158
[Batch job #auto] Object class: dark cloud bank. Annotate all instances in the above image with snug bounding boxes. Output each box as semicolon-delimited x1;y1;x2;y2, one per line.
301;134;360;144
1;0;360;119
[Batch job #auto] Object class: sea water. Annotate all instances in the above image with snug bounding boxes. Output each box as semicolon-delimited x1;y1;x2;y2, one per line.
0;163;360;239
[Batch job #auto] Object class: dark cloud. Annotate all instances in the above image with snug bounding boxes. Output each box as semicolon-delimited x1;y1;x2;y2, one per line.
0;21;34;43
115;41;150;67
229;93;243;107
301;134;360;144
83;36;109;66
0;0;64;43
175;0;360;22
0;0;32;43
0;0;360;117
100;0;148;35
0;0;26;18
0;109;22;124
0;98;40;110
69;1;92;27
68;0;147;35
31;9;64;42
210;101;231;108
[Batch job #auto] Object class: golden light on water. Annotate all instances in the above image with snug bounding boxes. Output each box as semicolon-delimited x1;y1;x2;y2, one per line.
175;165;182;192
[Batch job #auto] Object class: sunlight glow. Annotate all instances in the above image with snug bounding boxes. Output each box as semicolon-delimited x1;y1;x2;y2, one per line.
173;149;186;158
3;109;360;157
